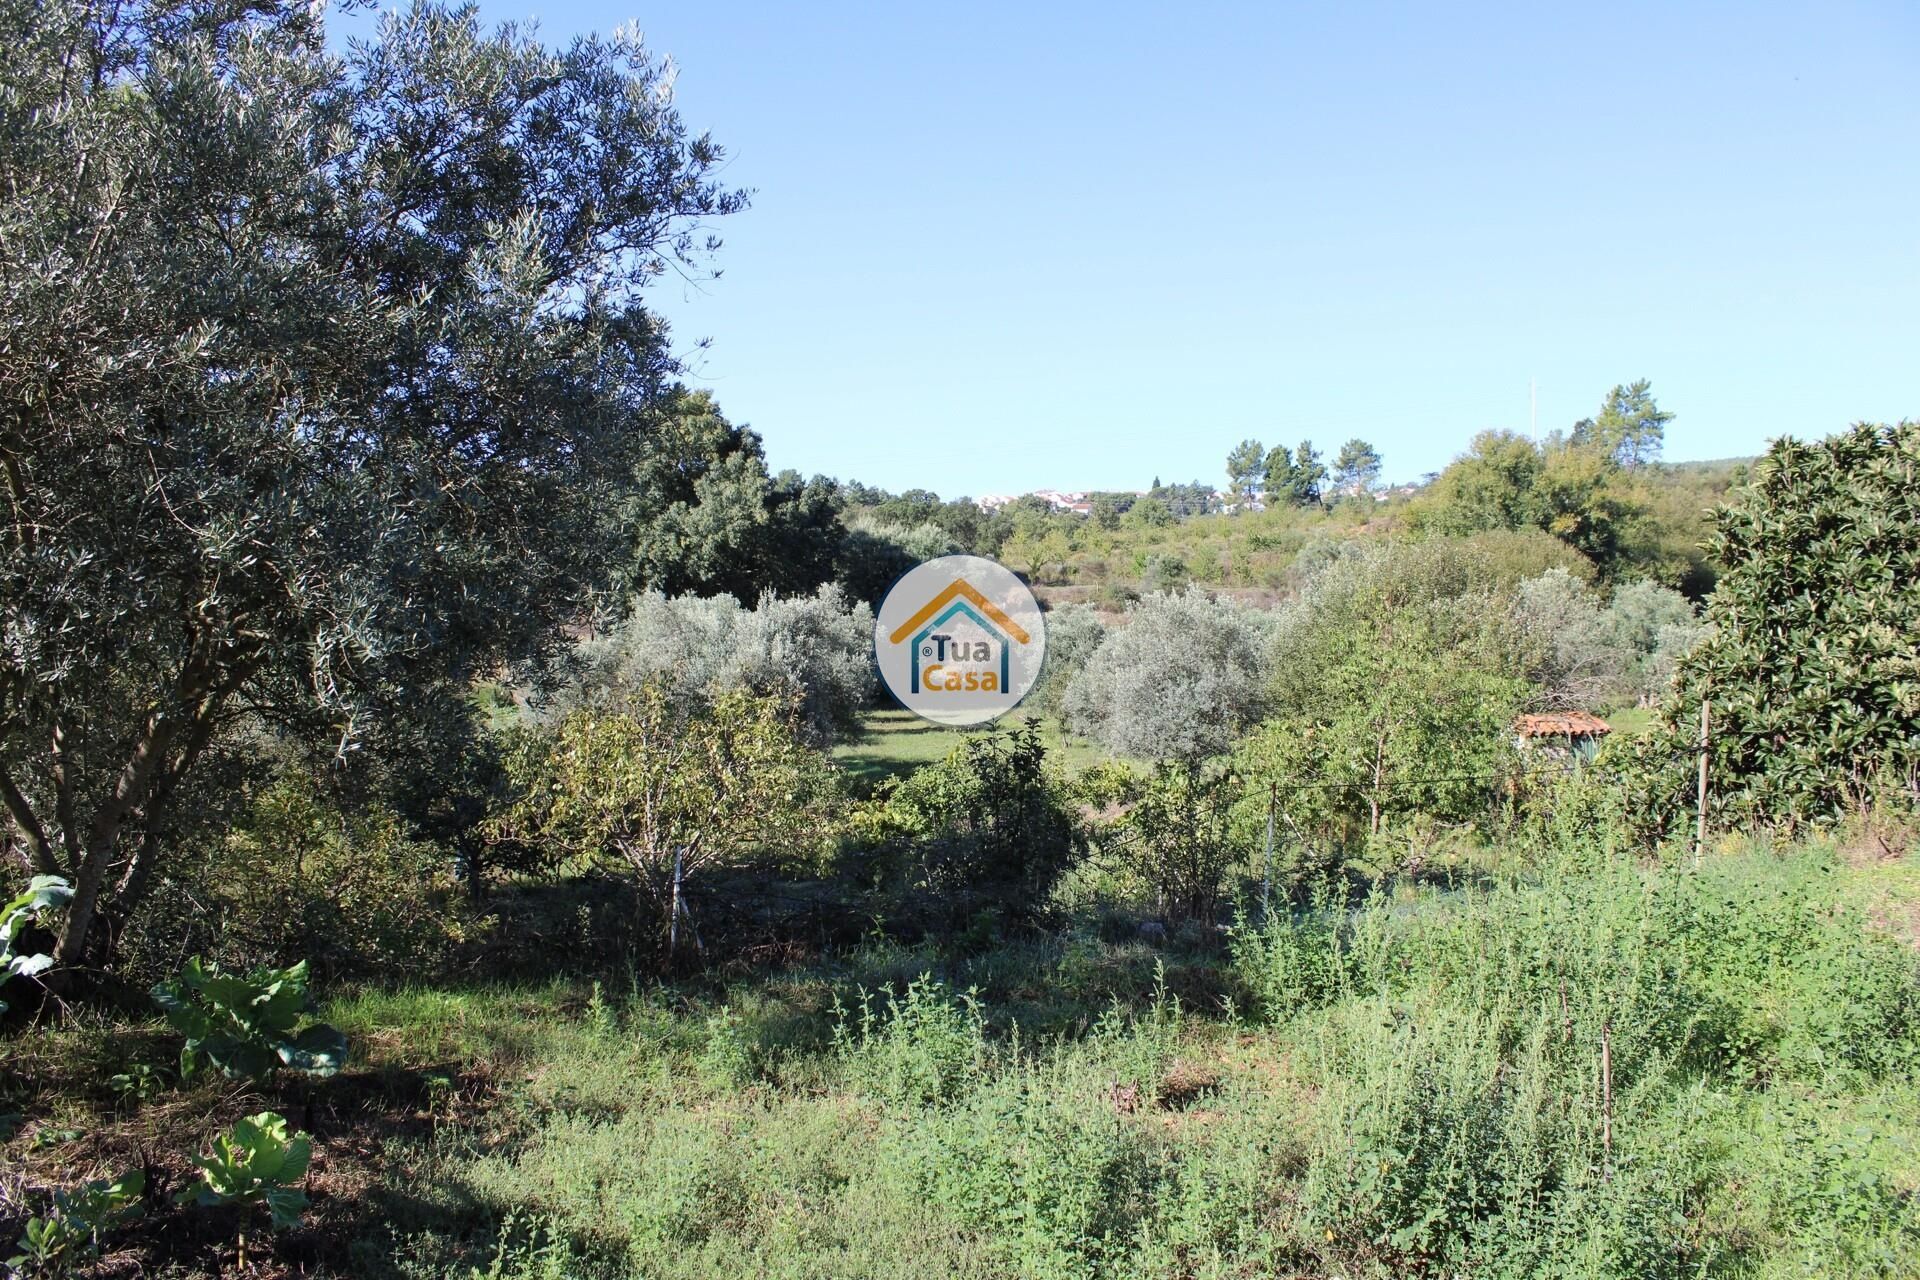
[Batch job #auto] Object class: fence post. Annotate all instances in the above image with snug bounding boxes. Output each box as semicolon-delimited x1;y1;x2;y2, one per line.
669;846;684;956
1600;1017;1613;1181
1261;782;1276;921
1693;700;1711;866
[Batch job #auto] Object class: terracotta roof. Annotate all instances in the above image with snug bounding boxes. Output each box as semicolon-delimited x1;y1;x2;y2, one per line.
1513;711;1612;738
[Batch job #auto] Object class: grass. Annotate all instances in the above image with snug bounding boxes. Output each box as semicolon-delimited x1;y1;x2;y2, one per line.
1601;704;1659;736
832;708;1108;789
8;839;1917;1278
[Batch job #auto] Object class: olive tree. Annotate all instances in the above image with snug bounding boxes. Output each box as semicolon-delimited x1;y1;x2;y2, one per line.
1506;569;1621;709
1063;589;1273;763
568;586;875;746
1029;604;1107;721
1600;579;1704;704
0;0;745;963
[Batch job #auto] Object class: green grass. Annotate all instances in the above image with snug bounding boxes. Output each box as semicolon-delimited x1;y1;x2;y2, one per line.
1602;704;1658;736
9;841;1919;1278
349;845;1920;1278
832;708;1108;789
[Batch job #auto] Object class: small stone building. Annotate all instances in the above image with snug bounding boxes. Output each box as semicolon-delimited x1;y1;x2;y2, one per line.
1512;711;1612;762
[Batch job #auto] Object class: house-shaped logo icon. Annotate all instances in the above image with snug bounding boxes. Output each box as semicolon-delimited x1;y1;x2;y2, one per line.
887;578;1032;694
874;555;1046;727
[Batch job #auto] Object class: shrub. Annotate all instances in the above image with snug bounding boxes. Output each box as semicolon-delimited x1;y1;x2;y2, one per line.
909;1064;1163;1279
570;585;875;747
1103;761;1246;922
496;685;838;960
876;719;1084;918
1028;604;1107;720
176;770;470;981
1625;422;1920;837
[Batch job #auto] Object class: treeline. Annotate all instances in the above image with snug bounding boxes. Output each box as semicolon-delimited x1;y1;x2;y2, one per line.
617;379;1743;620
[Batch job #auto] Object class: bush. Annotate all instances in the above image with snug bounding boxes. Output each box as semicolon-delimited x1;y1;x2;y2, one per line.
1028;604;1107;721
872;719;1084;921
570;585;875;747
1625;422;1920;837
495;685;838;963
121;769;472;984
1102;762;1246;922
909;1063;1163;1279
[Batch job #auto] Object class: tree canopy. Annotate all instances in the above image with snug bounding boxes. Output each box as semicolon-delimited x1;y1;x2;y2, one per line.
0;0;744;961
1627;422;1920;834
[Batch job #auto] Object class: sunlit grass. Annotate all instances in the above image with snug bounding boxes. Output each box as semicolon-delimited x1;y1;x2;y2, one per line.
831;708;1107;789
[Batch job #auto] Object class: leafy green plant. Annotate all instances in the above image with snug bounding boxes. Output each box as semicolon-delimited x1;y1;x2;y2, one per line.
176;1112;312;1230
107;1062;172;1110
153;958;348;1081
1;875;72;1015
833;975;988;1107
8;1169;143;1275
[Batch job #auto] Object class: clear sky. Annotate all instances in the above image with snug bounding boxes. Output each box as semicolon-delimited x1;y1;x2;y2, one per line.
345;1;1919;495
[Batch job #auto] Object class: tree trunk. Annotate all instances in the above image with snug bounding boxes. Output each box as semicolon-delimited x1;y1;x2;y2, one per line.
56;711;179;964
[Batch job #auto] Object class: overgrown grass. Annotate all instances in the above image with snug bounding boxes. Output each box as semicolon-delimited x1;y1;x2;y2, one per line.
347;845;1920;1279
6;842;1918;1278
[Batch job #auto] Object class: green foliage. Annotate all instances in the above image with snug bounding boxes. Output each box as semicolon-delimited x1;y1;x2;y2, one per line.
1333;438;1384;495
1227;885;1352;1020
153;957;349;1081
169;770;471;981
833;975;989;1107
872;719;1085;913
496;686;837;953
910;1063;1162;1278
0;874;70;1014
1063;588;1272;763
1103;762;1246;921
177;1112;313;1230
1573;379;1673;469
1252;544;1527;856
1224;438;1266;505
625;389;847;601
1263;439;1328;507
1626;422;1920;836
569;586;875;747
1416;419;1659;579
1029;604;1108;721
8;1169;143;1276
0;0;746;967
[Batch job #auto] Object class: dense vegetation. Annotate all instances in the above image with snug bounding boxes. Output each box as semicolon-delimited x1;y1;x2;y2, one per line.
2;4;1916;1279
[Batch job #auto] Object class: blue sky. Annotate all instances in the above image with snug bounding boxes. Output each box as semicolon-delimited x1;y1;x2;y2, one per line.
345;2;1918;495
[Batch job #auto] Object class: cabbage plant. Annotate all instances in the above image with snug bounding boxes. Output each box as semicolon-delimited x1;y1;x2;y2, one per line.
153;958;348;1081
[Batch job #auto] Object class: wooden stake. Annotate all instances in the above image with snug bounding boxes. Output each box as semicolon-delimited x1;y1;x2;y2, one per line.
1694;700;1711;866
1260;782;1276;920
1600;1017;1613;1181
669;846;683;956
